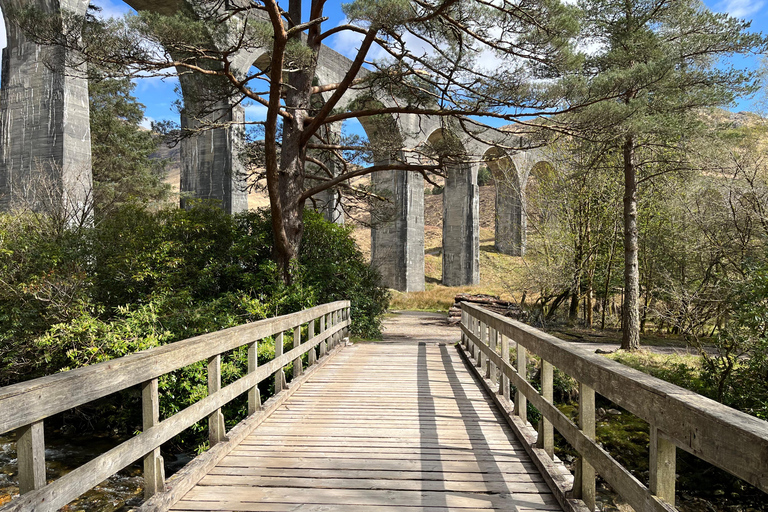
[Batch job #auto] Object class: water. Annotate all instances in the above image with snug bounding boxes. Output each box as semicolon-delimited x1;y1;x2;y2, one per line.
0;433;146;511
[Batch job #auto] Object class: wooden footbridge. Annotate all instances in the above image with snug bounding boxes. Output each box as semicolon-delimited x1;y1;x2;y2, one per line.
1;301;767;512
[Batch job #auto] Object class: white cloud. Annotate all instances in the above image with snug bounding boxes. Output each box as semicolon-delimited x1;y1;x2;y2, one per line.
716;0;765;18
140;116;154;130
244;103;268;122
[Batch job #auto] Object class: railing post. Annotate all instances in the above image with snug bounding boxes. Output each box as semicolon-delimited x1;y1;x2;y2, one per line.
320;314;327;356
479;320;487;372
293;324;303;379
248;340;262;414
331;310;338;349
343;306;351;341
16;420;46;494
488;327;498;384
650;426;677;505
142;378;165;499
461;309;467;348
574;382;596;510
207;355;226;446
275;331;287;392
515;341;527;423
537;359;554;458
308;317;317;365
499;332;510;399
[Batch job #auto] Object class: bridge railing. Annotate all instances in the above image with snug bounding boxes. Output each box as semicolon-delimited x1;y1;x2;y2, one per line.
459;301;768;512
0;300;351;512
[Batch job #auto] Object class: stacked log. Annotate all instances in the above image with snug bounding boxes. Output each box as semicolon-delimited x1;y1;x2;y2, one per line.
448;293;522;324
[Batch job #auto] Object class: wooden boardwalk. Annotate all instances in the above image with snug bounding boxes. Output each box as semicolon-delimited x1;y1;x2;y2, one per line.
170;342;561;512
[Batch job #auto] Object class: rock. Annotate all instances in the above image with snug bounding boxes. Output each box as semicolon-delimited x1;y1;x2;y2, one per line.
606;408;622;415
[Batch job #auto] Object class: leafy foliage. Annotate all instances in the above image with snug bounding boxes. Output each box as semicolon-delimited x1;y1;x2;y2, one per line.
0;204;388;444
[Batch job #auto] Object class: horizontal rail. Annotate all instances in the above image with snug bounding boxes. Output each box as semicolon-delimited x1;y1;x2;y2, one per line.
460;302;768;512
0;301;347;434
0;300;351;512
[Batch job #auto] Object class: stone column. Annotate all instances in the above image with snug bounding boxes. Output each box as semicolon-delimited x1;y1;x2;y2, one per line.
442;160;479;286
0;0;92;218
371;160;425;292
179;100;248;214
494;166;525;256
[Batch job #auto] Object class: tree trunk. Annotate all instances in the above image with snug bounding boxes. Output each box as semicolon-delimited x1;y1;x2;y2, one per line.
621;134;640;350
268;0;318;284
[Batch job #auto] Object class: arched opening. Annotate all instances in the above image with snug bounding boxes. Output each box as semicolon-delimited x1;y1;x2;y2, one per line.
484;147;523;256
523;159;558;255
353;100;425;292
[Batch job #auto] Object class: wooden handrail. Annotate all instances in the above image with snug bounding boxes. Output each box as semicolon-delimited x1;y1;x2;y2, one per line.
459;302;768;512
0;300;351;512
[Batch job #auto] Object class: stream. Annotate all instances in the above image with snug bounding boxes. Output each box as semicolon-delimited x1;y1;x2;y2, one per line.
0;434;193;511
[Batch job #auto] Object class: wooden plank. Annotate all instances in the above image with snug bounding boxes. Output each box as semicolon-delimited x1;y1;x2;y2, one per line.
207;466;545;482
463;328;679;512
456;341;588;512
0;301;350;434
142;378;165;499
461;303;768;493
197;474;552;493
179;486;561;510
138;343;347;512
207;355;226;446
16;421;45;494
573;383;595;511
247;341;261;414
0;331;347;512
169;342;561;512
649;427;676;505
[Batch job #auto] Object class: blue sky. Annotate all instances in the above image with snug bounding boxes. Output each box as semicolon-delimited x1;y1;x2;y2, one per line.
0;0;765;129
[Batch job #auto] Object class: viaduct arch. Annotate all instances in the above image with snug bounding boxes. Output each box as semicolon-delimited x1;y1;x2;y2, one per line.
0;0;553;292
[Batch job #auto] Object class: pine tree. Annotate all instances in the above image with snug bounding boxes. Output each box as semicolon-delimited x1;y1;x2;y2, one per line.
556;0;766;349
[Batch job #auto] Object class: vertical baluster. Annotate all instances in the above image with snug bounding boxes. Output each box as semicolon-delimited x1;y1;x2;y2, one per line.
461;309;467;349
479;320;487;372
142;378;165;498
320;314;327;357
650;426;677;505
16;420;45;494
208;355;226;446
275;332;286;392
485;325;492;379
343;306;351;341
293;324;303;378
488;327;498;384
515;341;528;422
248;340;262;414
332;310;338;348
537;359;554;458
308;318;317;365
574;383;596;510
473;317;481;363
499;332;510;399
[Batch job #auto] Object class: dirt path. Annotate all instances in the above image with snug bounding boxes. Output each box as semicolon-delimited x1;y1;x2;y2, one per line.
381;311;704;356
380;311;461;344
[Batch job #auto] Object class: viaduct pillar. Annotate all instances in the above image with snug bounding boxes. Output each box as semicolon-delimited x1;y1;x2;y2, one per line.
442;160;479;286
0;0;92;216
371;162;425;292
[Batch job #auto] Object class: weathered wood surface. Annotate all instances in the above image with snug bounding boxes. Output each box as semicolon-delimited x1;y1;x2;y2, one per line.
460;302;768;494
0;301;349;434
0;302;350;512
170;343;562;512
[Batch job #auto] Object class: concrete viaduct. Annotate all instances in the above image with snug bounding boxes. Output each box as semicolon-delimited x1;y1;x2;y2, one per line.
0;0;553;292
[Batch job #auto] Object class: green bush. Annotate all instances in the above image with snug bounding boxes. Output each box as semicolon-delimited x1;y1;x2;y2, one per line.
0;203;389;442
